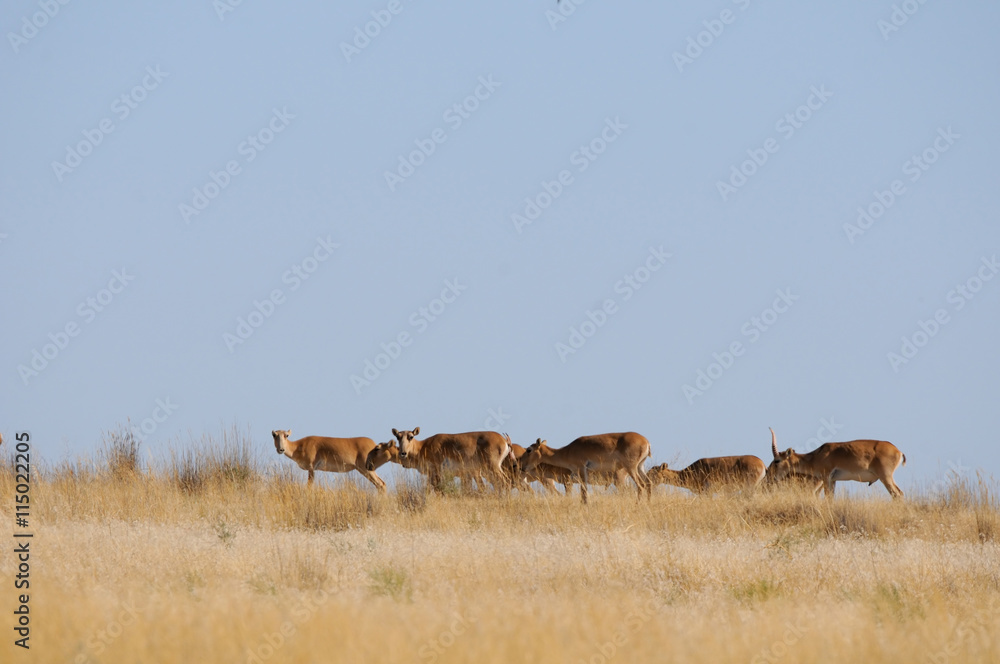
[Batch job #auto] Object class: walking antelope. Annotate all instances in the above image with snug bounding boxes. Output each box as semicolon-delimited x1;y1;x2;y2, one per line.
766;428;907;498
517;432;651;504
365;439;403;472
272;430;386;491
505;438;625;495
390;427;511;492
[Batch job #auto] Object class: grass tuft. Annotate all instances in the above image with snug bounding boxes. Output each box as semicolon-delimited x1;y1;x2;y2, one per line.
368;566;412;602
100;422;142;478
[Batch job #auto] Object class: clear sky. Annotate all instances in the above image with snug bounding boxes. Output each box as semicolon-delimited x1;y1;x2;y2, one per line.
2;1;998;491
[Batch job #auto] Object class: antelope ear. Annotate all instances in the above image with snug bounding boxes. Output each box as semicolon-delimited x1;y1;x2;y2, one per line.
392;428;399;437
412;427;420;436
536;438;543;445
285;430;292;437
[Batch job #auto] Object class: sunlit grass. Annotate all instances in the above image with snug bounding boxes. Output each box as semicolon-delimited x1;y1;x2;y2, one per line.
1;432;997;663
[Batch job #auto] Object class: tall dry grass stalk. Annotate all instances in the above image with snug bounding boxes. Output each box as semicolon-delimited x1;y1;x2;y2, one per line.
1;431;997;663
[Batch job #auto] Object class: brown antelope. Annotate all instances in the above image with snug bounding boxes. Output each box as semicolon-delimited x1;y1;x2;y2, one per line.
766;427;907;499
364;439;431;480
365;439;402;472
648;455;766;495
503;437;533;492
391;427;511;492
368;435;506;492
504;440;526;473
502;438;621;494
272;430;386;491
532;464;628;496
517;432;651;504
767;471;827;495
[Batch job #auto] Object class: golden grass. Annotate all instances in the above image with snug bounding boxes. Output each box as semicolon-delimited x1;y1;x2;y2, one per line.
2;439;998;663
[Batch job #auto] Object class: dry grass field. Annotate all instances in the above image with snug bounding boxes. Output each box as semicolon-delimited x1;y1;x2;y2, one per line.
2;429;998;663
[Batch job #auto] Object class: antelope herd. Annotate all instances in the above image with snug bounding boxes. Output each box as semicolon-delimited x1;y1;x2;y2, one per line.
272;426;908;502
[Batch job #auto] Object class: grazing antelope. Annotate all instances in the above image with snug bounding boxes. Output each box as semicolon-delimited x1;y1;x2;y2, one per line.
368;436;505;492
767;471;827;495
364;438;434;482
648;455;766;495
272;430;386;491
504;440;526;473
391;427;511;492
365;439;402;472
503;437;534;492
517;432;651;504
766;427;907;499
533;464;628;496
502;438;621;494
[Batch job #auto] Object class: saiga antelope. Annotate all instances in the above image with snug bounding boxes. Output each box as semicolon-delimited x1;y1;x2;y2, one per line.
517;432;651;504
766;427;906;498
272;430;386;491
648;455;766;494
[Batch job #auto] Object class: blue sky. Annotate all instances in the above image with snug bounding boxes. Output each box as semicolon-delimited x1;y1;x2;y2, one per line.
2;1;998;491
